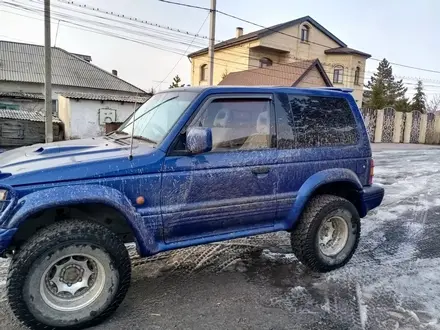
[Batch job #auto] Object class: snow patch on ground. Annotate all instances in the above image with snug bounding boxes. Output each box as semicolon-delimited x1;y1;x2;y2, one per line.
261;148;440;329
260;249;297;263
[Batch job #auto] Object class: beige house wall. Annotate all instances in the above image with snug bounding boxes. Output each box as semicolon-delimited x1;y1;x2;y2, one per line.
191;44;251;86
248;47;284;71
324;54;367;106
190;20;368;106
295;67;327;88
259;23;339;64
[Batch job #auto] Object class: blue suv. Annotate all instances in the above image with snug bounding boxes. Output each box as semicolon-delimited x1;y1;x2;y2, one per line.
0;86;384;329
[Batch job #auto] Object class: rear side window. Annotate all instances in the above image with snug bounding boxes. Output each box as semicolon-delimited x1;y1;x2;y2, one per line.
276;94;359;149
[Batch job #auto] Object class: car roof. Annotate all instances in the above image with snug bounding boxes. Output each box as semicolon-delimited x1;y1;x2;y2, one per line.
160;86;354;97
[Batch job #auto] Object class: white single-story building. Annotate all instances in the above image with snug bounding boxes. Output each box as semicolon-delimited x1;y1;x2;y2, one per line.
57;92;149;139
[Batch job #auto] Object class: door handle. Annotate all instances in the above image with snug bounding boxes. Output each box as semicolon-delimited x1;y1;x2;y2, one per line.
251;166;270;175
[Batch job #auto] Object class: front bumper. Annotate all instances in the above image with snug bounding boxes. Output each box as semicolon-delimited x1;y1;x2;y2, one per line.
0;228;17;257
360;184;385;217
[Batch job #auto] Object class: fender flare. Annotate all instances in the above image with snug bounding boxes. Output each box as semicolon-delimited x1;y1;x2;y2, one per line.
5;185;151;254
285;168;363;229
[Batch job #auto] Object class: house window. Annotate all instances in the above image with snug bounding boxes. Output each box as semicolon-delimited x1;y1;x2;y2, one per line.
259;57;273;68
0;103;19;110
354;66;361;85
52;100;58;116
200;64;208;81
333;66;344;84
301;25;310;42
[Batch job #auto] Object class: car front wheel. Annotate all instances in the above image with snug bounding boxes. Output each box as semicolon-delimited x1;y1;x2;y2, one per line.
7;220;131;329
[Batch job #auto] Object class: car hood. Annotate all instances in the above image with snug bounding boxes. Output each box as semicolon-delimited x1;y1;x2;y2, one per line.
0;137;163;186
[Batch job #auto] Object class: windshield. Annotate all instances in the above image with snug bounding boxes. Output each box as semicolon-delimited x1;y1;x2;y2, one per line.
117;91;198;144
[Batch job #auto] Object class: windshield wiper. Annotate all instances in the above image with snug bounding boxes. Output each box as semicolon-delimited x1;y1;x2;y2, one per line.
112;134;157;145
105;131;128;139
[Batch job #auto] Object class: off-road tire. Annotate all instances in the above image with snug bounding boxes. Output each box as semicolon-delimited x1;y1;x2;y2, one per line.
7;220;131;329
291;195;360;273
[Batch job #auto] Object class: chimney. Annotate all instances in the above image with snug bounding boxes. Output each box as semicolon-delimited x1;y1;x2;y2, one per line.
236;27;243;38
112;69;118;76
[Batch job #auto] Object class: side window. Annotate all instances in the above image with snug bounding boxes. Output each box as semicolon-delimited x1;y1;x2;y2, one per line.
190;98;274;152
276;94;359;149
200;64;208;82
354;66;361;85
333;66;344;84
259;57;273;68
301;25;310;42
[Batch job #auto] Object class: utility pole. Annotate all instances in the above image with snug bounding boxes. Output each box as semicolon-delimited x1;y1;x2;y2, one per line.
44;0;53;143
207;0;216;86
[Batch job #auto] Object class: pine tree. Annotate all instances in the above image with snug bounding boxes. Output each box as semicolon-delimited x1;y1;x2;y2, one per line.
169;75;185;89
364;78;387;109
364;58;408;110
394;98;411;112
411;80;426;113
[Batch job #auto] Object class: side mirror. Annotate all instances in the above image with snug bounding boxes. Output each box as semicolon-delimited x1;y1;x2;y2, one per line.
186;127;212;154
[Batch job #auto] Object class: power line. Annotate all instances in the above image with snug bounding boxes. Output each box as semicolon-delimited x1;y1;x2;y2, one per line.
1;4;197;56
51;0;220;42
26;0;394;76
2;3;364;88
3;6;440;93
11;0;438;87
2;1;195;52
4;1;440;93
1;8;189;56
381;62;440;75
2;3;364;84
157;0;440;75
28;0;371;69
12;0;346;66
3;1;208;49
46;0;208;46
155;12;209;90
158;0;207;11
16;0;440;83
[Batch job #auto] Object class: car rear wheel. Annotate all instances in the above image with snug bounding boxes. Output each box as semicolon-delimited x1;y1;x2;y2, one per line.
291;195;360;272
7;220;131;329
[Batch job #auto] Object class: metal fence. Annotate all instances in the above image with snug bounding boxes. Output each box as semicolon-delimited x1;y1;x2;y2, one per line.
360;108;440;144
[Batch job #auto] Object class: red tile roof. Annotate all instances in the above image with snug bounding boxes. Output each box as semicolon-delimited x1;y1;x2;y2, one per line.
218;59;332;87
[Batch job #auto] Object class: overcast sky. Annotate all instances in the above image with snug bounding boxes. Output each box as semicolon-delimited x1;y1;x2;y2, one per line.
1;0;440;98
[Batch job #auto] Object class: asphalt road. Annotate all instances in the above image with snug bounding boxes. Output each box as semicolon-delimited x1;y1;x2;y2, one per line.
2;144;440;330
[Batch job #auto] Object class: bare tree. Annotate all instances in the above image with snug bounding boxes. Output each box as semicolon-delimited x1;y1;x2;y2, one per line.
427;94;440;113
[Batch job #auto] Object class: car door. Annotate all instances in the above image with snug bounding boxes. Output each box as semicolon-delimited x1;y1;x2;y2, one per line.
161;94;278;243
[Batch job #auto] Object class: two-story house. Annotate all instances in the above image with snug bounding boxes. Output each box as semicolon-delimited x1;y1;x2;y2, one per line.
188;16;370;106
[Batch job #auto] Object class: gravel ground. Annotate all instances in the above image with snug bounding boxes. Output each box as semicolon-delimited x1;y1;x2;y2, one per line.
1;144;440;329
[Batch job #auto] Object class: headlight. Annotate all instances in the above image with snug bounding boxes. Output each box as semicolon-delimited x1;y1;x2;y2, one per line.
0;190;7;201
